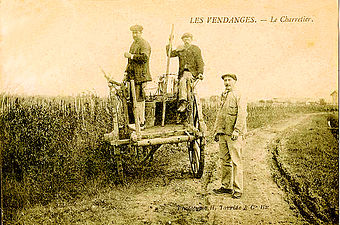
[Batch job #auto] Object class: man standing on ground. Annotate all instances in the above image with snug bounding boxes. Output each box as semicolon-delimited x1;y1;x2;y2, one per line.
166;33;204;112
213;74;247;199
124;24;152;129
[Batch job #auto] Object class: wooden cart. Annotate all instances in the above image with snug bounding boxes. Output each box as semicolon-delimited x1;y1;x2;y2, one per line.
103;74;206;182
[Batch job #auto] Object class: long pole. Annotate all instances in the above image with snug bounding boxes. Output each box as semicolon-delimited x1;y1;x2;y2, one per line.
130;80;141;138
161;24;174;127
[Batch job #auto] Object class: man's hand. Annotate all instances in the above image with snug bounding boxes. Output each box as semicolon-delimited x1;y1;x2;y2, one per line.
123;72;128;82
176;45;185;51
142;82;147;89
124;52;132;58
191;74;203;86
214;133;220;142
231;130;239;141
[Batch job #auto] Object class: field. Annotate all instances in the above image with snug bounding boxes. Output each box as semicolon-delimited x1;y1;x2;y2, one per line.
271;114;339;224
0;94;117;222
202;101;336;135
0;94;337;223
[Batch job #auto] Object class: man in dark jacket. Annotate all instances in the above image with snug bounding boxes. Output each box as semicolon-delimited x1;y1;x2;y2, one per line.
167;33;204;112
124;24;152;128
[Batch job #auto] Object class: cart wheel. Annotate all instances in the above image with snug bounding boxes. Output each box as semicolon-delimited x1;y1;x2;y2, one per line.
188;94;205;178
189;138;205;178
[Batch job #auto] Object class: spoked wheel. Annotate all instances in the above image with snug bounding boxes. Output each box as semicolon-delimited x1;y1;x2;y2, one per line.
189;137;205;178
188;94;206;178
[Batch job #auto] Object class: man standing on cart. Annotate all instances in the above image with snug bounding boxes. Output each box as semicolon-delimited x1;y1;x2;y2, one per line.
166;33;204;113
213;74;247;199
124;25;152;129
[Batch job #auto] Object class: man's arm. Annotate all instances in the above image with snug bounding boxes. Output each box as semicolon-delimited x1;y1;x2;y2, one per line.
131;41;151;64
195;46;204;76
213;95;225;141
166;45;178;57
234;93;247;135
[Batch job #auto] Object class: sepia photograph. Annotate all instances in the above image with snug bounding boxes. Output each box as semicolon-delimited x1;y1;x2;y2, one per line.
0;0;338;224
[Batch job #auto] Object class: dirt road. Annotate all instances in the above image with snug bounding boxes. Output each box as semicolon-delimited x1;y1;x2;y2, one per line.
21;114;310;224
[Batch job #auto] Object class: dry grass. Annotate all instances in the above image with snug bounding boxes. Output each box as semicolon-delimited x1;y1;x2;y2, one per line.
272;114;338;224
0;94;116;222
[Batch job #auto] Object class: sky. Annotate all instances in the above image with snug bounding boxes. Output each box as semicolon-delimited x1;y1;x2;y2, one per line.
0;0;338;101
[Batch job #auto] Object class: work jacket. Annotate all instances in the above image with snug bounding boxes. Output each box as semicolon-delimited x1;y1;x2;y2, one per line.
126;38;152;83
213;89;247;136
167;44;204;79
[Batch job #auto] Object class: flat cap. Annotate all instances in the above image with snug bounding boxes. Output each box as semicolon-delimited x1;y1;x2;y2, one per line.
181;32;193;39
221;73;237;81
130;24;143;32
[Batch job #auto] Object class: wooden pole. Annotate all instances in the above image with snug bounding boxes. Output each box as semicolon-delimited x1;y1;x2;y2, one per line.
161;24;174;127
136;135;195;146
130;80;141;138
111;95;120;141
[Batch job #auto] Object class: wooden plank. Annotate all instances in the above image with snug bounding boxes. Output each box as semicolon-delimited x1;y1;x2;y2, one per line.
110;132;202;146
142;124;185;134
111;139;130;146
140;130;186;139
104;132;115;142
112;97;120;140
110;134;196;147
136;135;195;146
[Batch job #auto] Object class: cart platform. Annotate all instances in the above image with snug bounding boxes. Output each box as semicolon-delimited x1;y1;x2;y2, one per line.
103;75;206;181
105;124;201;147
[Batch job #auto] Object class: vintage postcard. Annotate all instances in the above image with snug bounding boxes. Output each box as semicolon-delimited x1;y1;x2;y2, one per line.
1;0;338;224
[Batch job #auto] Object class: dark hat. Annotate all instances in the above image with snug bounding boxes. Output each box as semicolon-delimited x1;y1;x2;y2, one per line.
221;74;237;81
130;24;143;32
181;32;193;39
